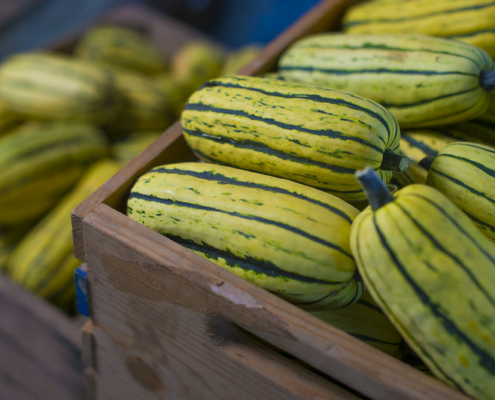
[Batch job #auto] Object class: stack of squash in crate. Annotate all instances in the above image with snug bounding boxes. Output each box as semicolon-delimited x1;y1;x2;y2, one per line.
126;1;495;399
0;23;261;312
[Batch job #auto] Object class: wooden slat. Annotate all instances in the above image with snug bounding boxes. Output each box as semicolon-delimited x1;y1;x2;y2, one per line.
0;273;86;400
82;204;469;400
71;124;194;261
81;320;97;400
83;206;362;400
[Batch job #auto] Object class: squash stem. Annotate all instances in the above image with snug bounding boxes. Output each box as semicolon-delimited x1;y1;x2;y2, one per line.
381;149;410;172
480;70;495;91
355;167;394;211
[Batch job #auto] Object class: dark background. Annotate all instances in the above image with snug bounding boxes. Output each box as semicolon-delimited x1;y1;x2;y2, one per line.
0;0;321;60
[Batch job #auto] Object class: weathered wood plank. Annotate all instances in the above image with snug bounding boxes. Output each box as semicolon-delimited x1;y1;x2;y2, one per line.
83;204;467;400
0;273;86;400
83;208;361;400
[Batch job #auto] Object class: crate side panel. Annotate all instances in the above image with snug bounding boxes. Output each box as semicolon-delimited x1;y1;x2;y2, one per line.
82;205;469;400
83;211;360;400
0;274;85;400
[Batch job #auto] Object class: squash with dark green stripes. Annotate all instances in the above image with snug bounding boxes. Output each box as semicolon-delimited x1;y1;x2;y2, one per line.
277;34;495;128
351;167;495;399
8;160;121;310
74;25;168;76
111;130;162;165
0;225;32;271
106;70;172;137
221;44;262;75
310;290;403;357
181;75;406;202
0;121;108;226
127;162;363;311
0;100;21;136
448;100;495;146
172;41;224;91
342;0;495;58
426;142;495;241
0;52;120;123
393;128;491;187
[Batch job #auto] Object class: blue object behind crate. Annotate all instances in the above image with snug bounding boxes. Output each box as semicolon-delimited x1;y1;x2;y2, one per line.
0;0;133;61
204;0;321;48
0;0;320;60
75;264;89;317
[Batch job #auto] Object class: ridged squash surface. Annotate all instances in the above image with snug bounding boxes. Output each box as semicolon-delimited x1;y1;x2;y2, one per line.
351;183;495;399
182;75;401;202
107;70;171;135
128;162;362;310
311;290;403;357
394;129;470;186
448;100;495;145
426;141;495;241
342;0;495;57
0;121;107;226
75;25;167;76
8;160;120;308
111;130;161;164
0;100;21;136
0;52;119;123
278;34;494;127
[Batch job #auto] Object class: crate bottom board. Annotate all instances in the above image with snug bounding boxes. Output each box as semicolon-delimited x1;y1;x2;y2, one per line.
0;273;86;400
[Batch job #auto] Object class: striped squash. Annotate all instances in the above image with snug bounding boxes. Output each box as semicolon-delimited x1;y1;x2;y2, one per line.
394;126;494;188
426;141;495;241
106;70;172;136
311;290;403;357
181;75;405;202
111;130;162;165
221;44;262;76
8;160;121;309
154;73;192;118
351;168;495;399
75;25;167;76
0;121;108;226
342;0;495;58
0;52;119;124
394;129;473;186
399;343;435;377
277;34;495;128
128;162;363;311
0;100;21;136
0;225;32;271
172;41;224;90
447;100;495;146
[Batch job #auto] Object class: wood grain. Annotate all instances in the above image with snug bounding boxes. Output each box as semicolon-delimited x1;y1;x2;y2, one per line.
83;204;469;400
0;273;85;400
84;206;362;400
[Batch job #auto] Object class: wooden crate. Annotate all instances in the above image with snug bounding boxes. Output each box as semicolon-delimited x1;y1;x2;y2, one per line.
0;273;85;400
71;0;472;399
